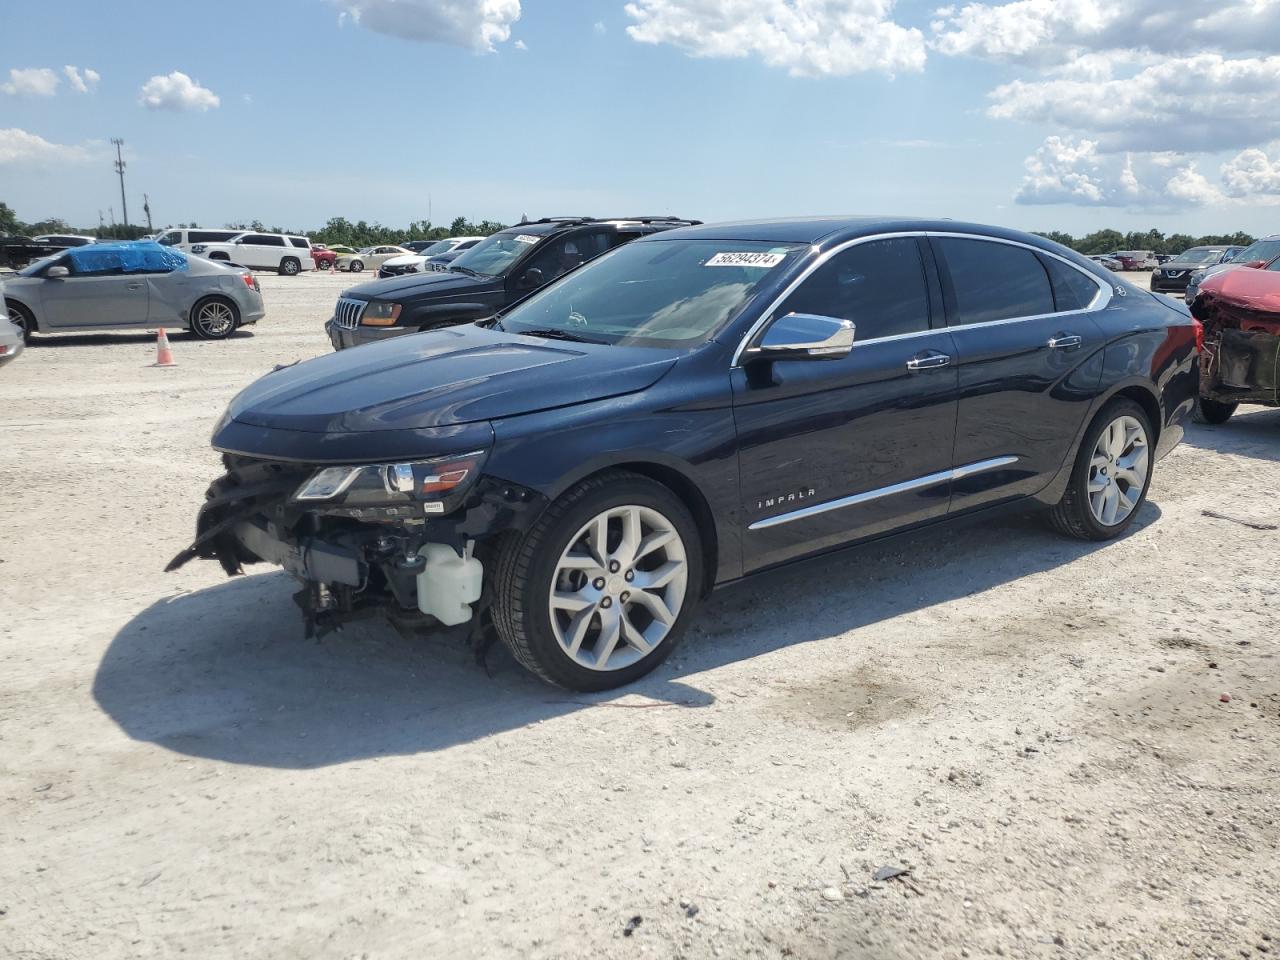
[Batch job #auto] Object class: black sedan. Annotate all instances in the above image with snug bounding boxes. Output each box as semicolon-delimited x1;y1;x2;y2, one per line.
1151;246;1242;296
172;217;1198;690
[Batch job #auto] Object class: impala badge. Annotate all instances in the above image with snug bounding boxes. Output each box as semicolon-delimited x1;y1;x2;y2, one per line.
757;488;816;511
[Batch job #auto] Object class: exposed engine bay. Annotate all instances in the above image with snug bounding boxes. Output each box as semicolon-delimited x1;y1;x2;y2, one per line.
1192;267;1280;405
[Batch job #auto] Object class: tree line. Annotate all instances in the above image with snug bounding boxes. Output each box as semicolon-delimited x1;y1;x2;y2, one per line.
1033;228;1256;256
2;202;1258;256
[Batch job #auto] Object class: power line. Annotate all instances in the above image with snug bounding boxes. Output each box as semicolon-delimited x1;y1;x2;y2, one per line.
111;138;129;229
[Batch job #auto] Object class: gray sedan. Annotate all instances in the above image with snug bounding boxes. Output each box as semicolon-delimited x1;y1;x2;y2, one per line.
0;277;23;367
3;241;266;341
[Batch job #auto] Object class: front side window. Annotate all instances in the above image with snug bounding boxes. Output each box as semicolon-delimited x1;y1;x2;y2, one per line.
158;231;181;247
937;238;1054;325
1231;239;1280;264
500;239;806;348
521;231;611;284
775;237;931;341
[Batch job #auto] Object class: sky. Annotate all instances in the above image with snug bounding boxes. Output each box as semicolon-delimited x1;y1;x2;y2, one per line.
3;0;1280;238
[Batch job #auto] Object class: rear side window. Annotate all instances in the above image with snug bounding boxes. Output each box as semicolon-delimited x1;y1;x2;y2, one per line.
289;237;309;248
1041;256;1101;312
190;230;236;244
158;231;181;246
243;234;284;246
937;238;1054;325
776;237;931;341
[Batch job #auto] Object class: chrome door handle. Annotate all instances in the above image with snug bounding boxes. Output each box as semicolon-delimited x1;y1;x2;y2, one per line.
906;352;951;371
126;282;144;290
1048;334;1082;350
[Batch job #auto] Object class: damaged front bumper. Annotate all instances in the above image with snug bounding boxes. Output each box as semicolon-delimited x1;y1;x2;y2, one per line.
167;456;546;637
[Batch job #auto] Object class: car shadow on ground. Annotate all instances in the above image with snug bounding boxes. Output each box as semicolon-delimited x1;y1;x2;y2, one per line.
1181;405;1280;464
93;504;1161;769
27;328;255;347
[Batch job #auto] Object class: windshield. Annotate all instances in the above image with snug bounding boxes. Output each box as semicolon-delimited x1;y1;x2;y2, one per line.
449;231;545;277
357;247;376;254
499;239;806;348
1174;248;1226;266
422;239;456;256
1230;238;1280;264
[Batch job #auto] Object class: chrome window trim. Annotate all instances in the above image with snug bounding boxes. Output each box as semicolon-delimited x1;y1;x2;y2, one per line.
731;231;1113;366
747;456;1019;531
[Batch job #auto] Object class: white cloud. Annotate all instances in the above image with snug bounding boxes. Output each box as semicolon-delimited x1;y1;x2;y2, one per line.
513;38;527;49
0;128;101;165
594;20;607;34
988;55;1280;154
139;71;221;111
63;65;100;93
329;0;521;52
624;0;926;77
1;67;60;97
1221;144;1280;197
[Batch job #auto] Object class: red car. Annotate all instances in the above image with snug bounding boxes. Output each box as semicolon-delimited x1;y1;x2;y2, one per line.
1189;260;1280;423
310;244;337;270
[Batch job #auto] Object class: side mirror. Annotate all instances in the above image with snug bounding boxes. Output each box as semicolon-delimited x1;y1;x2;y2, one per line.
746;313;855;362
234;239;244;245
46;265;69;279
1244;259;1267;269
519;268;544;290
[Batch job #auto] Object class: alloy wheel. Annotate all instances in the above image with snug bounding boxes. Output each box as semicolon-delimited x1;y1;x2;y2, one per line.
1087;414;1149;526
195;301;235;338
548;504;688;672
7;304;27;334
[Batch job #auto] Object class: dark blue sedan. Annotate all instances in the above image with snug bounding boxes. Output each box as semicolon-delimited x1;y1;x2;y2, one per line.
174;217;1199;690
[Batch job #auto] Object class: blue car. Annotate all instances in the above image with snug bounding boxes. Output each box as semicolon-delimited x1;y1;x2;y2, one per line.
172;216;1199;690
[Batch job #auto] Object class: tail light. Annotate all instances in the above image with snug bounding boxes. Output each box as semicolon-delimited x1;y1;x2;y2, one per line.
241;272;258;291
1193;318;1204;353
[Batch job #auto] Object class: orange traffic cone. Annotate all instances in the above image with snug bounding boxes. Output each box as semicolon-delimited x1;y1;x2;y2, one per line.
152;328;177;367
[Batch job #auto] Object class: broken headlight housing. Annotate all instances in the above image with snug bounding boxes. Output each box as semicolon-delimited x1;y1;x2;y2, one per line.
292;450;487;518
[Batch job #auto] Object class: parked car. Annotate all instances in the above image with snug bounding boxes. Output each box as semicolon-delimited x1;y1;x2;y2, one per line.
378;237;484;278
1185;235;1280;303
3;240;265;341
171;216;1197;690
1088;255;1123;272
328;217;700;349
336;245;414;273
311;244;337;270
155;228;241;253
0;276;23;367
32;234;97;247
401;240;437;253
1106;251;1155;271
326;245;358;257
1;235;89;269
1189;258;1280;423
1151;246;1242;296
190;232;315;276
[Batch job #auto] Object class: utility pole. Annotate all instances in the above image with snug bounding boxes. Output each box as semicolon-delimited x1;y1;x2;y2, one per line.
143;193;153;233
98;210;105;232
111;138;129;229
108;205;115;227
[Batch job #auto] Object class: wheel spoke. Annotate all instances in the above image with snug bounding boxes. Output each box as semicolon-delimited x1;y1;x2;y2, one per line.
620;611;653;656
629;588;675;626
1102;483;1119;525
558;552;602;574
633;561;682;591
634;529;676;562
550;590;594;613
562;608;595;658
587;515;610;567
593;606;622;669
1087;474;1107;494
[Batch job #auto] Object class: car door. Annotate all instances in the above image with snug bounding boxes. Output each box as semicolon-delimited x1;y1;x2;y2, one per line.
931;236;1107;514
731;236;960;574
507;230;612;298
237;234;282;269
40;251;149;330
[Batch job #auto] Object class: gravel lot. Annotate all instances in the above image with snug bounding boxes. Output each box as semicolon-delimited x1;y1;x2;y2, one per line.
2;268;1277;959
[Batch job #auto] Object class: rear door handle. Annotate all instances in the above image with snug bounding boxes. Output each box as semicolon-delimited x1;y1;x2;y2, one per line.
1048;333;1082;350
906;351;951;371
126;282;144;290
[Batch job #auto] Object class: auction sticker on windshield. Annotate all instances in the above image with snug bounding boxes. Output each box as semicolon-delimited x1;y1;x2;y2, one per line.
705;251;787;268
515;235;540;244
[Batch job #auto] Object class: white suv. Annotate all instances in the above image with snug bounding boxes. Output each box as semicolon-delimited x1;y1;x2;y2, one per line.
191;232;315;275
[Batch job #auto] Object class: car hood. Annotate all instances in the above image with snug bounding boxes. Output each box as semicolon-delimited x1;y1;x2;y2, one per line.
227;323;678;434
381;254;426;267
342;269;496;301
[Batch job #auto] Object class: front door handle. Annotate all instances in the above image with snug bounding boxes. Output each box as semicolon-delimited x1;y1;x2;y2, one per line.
1048;333;1083;350
906;351;951;371
126;282;144;290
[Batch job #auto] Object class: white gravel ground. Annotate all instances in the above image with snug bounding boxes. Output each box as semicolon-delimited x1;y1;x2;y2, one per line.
1;268;1277;959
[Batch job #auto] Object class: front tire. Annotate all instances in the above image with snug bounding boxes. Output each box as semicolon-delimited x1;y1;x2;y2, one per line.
1192;395;1237;425
6;300;35;344
348;260;364;273
189;296;239;340
492;471;703;691
1048;399;1153;541
280;257;300;276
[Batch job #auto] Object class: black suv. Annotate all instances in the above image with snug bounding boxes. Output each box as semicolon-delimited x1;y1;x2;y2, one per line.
326;217;699;350
174;216;1197;692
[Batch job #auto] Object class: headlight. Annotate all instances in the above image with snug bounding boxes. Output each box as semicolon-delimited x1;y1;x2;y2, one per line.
360;301;402;326
292;450;487;515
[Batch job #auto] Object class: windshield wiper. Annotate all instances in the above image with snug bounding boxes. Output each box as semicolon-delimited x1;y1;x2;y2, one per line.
515;327;609;345
448;264;480;277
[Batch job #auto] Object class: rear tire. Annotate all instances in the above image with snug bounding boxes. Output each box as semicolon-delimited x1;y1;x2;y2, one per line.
189;296;239;340
491;471;703;691
1192;395;1237;425
280;257;300;276
1048;398;1153;541
349;260;364;273
6;300;35;344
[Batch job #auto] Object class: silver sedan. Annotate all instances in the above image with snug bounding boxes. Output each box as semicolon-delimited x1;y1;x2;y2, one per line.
0;277;23;367
3;241;266;341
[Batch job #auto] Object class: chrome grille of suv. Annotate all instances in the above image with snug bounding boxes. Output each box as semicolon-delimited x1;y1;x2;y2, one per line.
333;297;367;330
